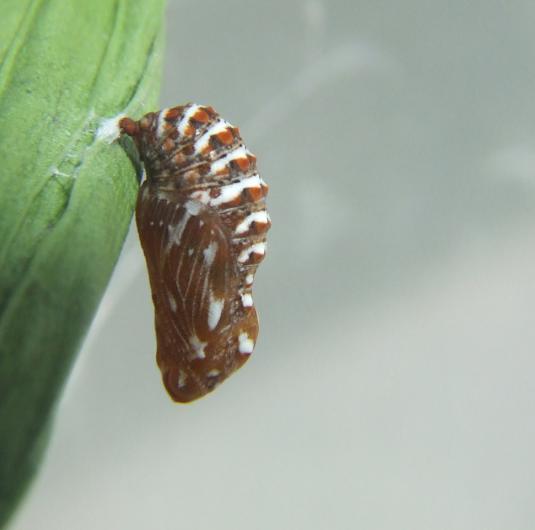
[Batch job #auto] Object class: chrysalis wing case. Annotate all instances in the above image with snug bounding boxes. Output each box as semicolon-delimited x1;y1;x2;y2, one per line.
119;104;270;403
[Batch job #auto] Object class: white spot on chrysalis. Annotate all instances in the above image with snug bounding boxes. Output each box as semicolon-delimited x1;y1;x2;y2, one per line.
238;332;254;355
211;145;250;173
140;166;147;185
210;174;262;207
207;369;220;377
245;274;254;285
208;293;224;330
167;212;191;248
194;119;232;152
185;200;202;215
203;241;218;266
235;210;269;234
238;242;266;263
189;334;207;360
240;292;253;307
156;107;170;138
177;104;202;135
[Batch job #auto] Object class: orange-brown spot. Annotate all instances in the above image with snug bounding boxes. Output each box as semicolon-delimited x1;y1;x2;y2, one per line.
234;157;250;172
184;124;195;137
165;107;183;121
161;121;173;134
193;109;210;123
216;128;234;146
245;186;265;202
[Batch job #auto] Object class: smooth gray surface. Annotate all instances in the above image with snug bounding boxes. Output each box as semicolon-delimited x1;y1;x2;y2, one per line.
12;1;535;529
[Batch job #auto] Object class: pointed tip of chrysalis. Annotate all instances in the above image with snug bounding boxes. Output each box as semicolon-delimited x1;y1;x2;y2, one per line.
118;117;140;138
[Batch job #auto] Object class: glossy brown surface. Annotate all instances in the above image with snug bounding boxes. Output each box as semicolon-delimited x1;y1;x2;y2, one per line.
121;104;270;402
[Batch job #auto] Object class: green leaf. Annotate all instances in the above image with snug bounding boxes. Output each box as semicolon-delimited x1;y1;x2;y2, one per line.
0;0;166;525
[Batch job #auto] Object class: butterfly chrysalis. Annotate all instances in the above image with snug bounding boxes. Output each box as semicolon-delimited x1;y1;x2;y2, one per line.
119;104;270;402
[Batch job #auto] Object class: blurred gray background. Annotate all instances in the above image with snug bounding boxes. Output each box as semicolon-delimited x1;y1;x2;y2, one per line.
12;1;535;529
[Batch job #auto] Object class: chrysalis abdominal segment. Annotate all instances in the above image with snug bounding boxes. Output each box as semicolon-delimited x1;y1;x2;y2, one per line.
119;104;270;403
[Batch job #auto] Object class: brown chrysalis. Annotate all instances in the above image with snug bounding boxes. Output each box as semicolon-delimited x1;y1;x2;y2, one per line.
119;104;270;403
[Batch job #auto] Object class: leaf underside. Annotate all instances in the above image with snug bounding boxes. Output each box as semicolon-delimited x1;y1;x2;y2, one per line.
0;0;166;526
